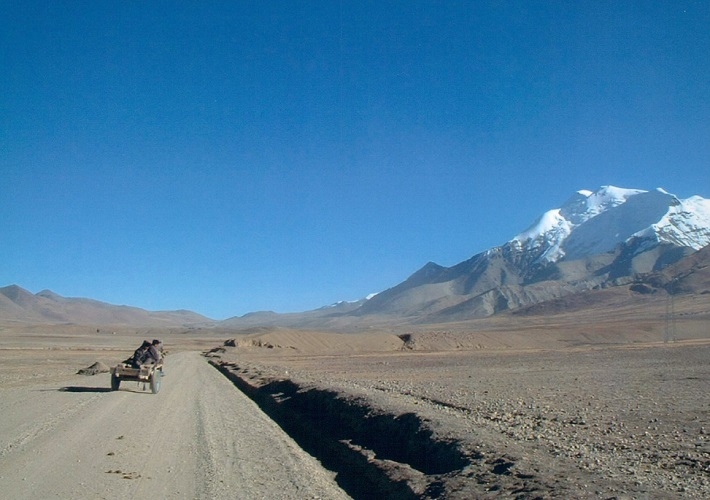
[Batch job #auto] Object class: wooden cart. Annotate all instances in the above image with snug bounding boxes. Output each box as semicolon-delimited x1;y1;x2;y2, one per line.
110;362;163;394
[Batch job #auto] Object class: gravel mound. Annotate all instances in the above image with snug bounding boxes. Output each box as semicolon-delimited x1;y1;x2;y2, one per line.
77;361;110;375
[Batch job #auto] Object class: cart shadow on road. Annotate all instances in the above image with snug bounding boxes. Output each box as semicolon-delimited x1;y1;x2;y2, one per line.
57;385;156;394
59;386;114;393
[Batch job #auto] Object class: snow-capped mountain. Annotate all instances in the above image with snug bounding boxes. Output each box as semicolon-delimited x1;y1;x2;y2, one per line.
218;185;710;328
8;186;706;328
511;186;710;264
352;186;710;322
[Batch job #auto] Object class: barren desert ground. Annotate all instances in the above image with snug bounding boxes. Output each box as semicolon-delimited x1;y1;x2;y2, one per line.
0;327;347;499
1;302;709;499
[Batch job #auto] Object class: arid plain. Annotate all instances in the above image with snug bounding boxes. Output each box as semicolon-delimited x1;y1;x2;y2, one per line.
1;285;709;498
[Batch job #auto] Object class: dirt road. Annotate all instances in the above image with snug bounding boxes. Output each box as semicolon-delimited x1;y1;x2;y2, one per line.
0;351;348;499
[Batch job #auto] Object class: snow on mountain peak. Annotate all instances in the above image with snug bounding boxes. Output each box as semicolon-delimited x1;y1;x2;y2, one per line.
574;185;646;218
512;186;710;264
643;194;710;250
324;292;379;309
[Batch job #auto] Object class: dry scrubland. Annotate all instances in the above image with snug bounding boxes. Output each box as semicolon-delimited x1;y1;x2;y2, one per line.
1;291;709;498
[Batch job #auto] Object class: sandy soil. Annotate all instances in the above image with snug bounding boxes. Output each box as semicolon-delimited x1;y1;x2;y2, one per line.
0;333;347;499
2;313;709;499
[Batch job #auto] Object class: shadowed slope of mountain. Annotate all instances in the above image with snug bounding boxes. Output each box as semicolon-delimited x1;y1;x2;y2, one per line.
646;243;710;294
507;243;710;320
0;285;212;326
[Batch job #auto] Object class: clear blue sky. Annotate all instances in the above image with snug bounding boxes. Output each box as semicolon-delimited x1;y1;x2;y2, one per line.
2;1;709;319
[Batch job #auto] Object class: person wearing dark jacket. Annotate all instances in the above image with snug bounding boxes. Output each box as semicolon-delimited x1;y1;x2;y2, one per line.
130;340;152;368
146;340;162;365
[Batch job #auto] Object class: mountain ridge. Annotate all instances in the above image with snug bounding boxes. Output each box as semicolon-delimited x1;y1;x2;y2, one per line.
222;185;710;327
0;285;212;326
3;185;709;328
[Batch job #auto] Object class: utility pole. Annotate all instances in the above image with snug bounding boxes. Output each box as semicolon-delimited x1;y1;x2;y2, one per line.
664;279;677;343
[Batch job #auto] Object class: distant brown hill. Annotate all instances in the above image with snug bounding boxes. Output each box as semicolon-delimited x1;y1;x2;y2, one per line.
0;285;212;326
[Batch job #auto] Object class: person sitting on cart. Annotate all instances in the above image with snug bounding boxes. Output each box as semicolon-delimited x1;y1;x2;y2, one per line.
150;339;163;361
148;339;164;370
129;340;161;368
144;340;161;364
130;340;152;368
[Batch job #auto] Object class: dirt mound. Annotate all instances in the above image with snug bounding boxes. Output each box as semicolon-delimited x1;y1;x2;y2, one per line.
77;361;110;375
234;330;404;354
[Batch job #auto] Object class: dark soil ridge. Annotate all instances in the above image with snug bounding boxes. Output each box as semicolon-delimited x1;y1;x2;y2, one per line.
209;359;478;499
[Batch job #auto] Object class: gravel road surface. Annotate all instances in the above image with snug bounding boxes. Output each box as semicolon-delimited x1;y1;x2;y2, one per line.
0;351;348;499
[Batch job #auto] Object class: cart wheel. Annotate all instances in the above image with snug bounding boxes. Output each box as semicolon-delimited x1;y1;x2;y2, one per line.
111;373;121;391
150;371;161;394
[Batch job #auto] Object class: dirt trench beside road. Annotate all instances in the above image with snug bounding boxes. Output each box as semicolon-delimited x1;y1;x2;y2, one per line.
0;351;348;499
212;341;710;499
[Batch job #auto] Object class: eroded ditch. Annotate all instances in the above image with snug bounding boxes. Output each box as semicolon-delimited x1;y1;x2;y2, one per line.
208;359;474;499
